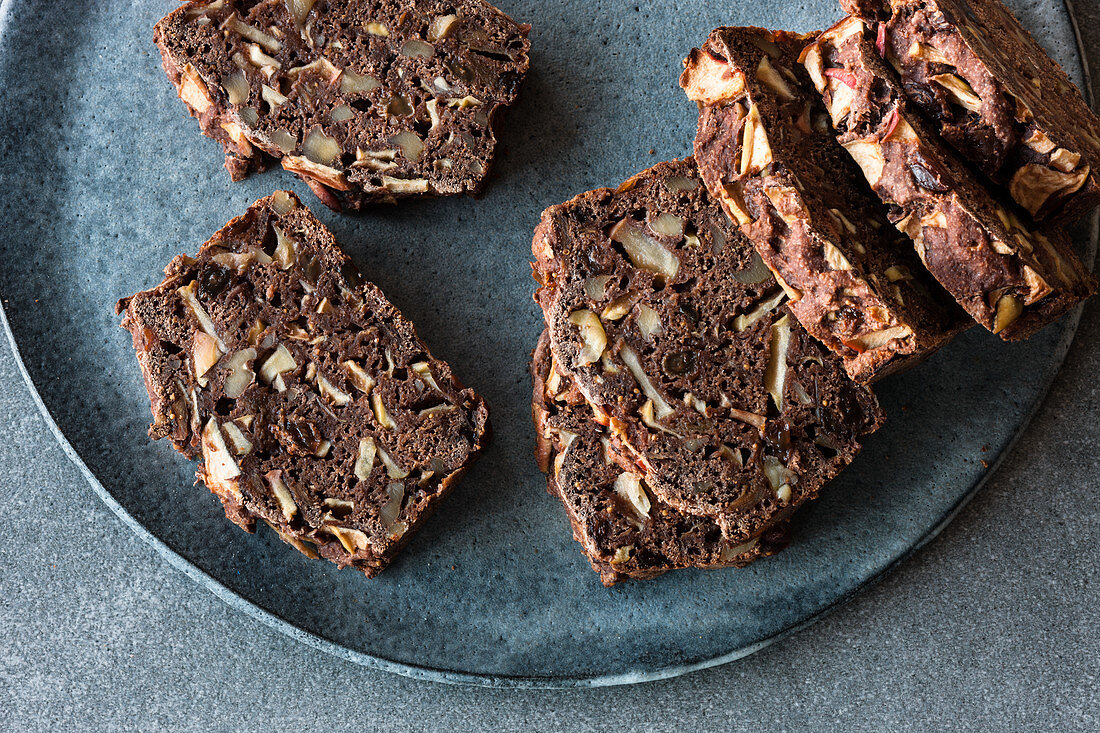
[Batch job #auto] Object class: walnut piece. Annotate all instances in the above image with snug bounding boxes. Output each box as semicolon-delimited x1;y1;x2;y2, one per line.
609;219;680;278
613;472;651;527
567;309;607;365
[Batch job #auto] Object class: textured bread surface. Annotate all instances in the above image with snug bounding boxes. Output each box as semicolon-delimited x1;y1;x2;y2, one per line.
118;191;489;576
155;0;530;209
806;17;1095;339
532;158;884;542
683;25;968;383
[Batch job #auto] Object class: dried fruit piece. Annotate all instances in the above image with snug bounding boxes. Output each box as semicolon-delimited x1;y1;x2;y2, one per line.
354;437;377;481
390;130;424;162
201;418;241;485
756;55;795;100
259;344;297;388
612;472;651;527
192;331;222;387
733;290;786;332
302;126;339;166
636;304;661;339
428;14;459;41
650;213;685;237
764;315;791;410
371;393;397;429
340;68;381;94
841;0;1100;220
619;344;673;419
222;422;253;455
1008;164;1090;218
841;140;885;185
266;471;298;519
930;73;982;114
739;104;773;175
222;347;257;398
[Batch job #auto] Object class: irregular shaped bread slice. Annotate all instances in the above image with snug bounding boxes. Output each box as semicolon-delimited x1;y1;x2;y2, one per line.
682;26;968;383
155;0;530;209
532;158;884;541
804;17;1095;338
843;0;1100;222
117;191;489;576
531;333;790;586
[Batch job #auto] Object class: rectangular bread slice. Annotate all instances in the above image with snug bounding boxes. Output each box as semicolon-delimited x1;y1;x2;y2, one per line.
843;0;1100;222
532;158;884;543
682;26;968;383
531;332;788;586
804;17;1096;338
155;0;530;210
116;191;489;576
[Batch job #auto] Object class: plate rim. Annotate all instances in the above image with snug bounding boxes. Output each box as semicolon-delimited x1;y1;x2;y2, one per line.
1;0;1095;689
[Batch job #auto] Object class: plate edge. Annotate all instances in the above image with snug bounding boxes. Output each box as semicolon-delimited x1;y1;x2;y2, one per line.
0;0;1095;689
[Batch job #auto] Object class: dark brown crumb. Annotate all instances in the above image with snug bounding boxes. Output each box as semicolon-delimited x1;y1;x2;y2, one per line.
117;191;489;576
154;0;530;210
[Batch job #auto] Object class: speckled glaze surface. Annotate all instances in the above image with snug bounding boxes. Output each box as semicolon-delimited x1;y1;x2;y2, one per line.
0;0;1094;687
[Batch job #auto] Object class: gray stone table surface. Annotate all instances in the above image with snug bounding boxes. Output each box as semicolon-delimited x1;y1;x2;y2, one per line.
4;3;1100;731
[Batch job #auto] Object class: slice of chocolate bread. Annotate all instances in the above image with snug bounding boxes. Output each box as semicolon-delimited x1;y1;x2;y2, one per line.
155;0;530;210
117;191;489;576
531;333;790;586
682;26;968;383
532;158;884;541
843;0;1100;222
804;17;1096;338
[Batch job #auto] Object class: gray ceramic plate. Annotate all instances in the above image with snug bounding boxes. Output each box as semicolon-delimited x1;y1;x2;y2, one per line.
0;0;1095;688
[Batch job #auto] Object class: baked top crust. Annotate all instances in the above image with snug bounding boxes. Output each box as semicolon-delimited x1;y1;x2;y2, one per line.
805;17;1095;339
843;0;1100;222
